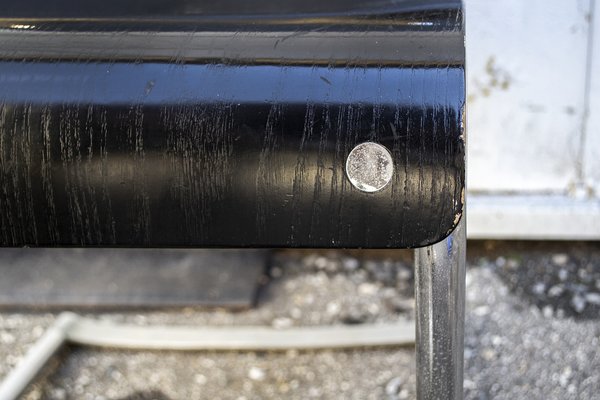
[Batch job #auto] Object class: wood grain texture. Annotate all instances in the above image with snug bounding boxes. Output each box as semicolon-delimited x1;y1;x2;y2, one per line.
0;3;465;248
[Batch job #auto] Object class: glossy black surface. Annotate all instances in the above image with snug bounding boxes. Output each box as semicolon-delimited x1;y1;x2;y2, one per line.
0;0;460;18
0;2;465;248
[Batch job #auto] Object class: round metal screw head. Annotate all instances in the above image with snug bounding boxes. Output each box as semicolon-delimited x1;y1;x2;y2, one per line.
345;142;394;193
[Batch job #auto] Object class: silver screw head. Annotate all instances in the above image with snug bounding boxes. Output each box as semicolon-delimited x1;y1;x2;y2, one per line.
345;142;394;193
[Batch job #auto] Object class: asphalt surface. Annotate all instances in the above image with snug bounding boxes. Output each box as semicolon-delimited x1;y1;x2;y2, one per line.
0;242;599;399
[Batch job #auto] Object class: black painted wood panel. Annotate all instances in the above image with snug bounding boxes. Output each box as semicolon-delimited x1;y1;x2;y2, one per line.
0;1;465;248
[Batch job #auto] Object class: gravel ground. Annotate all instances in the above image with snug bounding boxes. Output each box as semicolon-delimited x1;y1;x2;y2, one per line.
0;242;599;399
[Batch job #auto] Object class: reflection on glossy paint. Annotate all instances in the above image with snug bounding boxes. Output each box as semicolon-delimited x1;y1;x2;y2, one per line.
0;3;465;249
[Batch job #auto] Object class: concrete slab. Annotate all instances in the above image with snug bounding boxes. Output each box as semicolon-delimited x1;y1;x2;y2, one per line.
0;249;267;309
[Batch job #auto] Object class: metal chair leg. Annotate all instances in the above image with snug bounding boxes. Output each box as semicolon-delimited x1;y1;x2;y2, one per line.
415;217;466;400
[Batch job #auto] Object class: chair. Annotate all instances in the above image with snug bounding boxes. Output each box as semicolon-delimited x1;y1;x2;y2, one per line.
0;0;466;398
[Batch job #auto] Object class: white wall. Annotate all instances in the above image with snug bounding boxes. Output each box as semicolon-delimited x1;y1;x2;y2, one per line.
465;0;600;239
584;0;600;196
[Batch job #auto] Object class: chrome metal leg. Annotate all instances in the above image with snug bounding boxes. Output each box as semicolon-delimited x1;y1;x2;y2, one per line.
415;217;466;400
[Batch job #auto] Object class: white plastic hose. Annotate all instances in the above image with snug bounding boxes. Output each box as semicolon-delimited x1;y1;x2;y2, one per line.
0;313;415;400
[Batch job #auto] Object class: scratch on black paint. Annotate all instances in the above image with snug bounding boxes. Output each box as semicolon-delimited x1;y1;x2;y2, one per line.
329;104;347;245
41;107;59;242
59;106;86;243
99;108;117;243
320;76;332;85
24;106;39;244
308;105;331;240
163;104;233;241
129;105;151;244
290;103;315;243
256;103;282;237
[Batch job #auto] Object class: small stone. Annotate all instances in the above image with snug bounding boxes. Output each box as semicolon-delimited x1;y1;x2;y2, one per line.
558;366;572;387
473;305;490;316
272;317;293;329
248;367;266;381
532;282;546;295
49;387;67;400
342;257;360;271
491;335;503;346
558;269;569;281
367;302;380;315
548;285;564;297
363;260;379;273
326;302;340;315
324;258;342;273
585;292;600;305
286;349;299;358
578;268;592;282
194;374;207;385
314;256;329;270
201;358;216;368
290;307;302;319
32;325;44;338
571;294;586;313
87;357;99;367
303;294;315;305
110;369;123;381
358;282;378;296
464;379;477;390
350;269;368;284
302;254;318;268
495;256;506;268
481;348;497;361
385;377;403;398
542;305;553;318
279;382;290;393
552;254;569;266
396;264;412;281
77;373;91;386
149;372;161;385
0;331;15;344
270;266;283;278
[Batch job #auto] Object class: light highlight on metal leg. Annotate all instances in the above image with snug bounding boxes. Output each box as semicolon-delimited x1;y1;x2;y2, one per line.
415;217;466;400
